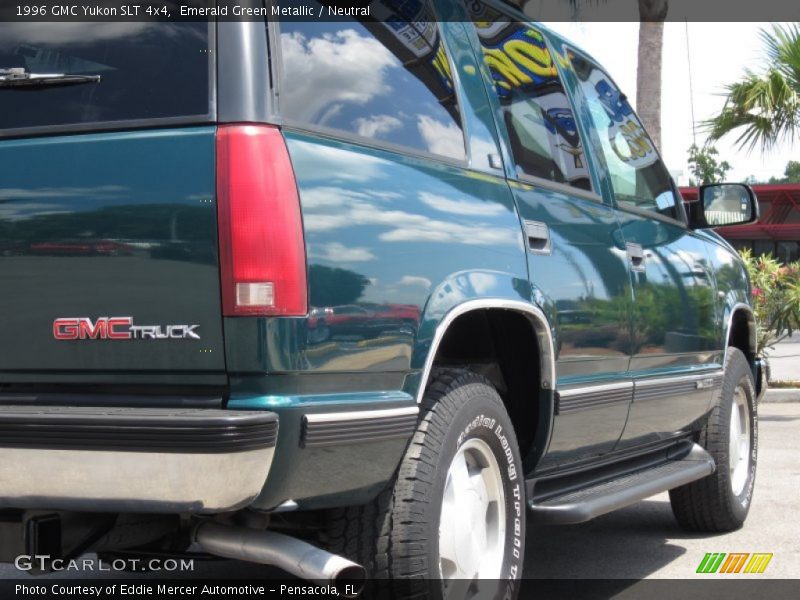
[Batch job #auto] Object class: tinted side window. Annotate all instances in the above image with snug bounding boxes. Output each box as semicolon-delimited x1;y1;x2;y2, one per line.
569;50;680;220
0;23;211;131
469;17;591;191
276;2;465;161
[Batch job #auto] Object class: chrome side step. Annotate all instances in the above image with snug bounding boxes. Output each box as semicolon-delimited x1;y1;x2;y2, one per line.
528;443;715;525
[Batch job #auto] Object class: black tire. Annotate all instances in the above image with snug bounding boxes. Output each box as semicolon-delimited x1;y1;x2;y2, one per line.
322;369;526;599
669;347;758;532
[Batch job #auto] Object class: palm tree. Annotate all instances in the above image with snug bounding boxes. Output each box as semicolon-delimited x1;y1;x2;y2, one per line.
706;24;800;152
636;1;669;153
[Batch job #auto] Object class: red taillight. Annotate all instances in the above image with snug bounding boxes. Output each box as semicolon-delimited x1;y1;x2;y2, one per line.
216;124;307;316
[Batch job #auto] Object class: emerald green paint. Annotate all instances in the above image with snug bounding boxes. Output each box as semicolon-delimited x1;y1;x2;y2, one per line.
223;130;530;397
227;390;414;411
0;127;225;386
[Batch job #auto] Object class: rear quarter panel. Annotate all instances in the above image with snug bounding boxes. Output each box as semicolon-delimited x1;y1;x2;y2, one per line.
224;17;537;509
225;18;532;401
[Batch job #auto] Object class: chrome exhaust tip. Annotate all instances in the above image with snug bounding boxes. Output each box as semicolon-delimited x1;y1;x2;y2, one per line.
330;564;367;595
194;521;366;597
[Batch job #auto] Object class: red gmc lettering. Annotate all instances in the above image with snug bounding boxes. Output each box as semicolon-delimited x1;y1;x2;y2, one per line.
53;316;196;340
53;318;80;340
107;317;133;339
53;317;133;340
78;318;107;339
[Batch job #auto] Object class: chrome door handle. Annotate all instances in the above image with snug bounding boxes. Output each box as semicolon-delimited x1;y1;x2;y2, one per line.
626;242;646;272
525;220;551;255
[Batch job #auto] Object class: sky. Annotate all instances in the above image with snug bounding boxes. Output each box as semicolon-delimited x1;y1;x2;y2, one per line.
544;21;797;185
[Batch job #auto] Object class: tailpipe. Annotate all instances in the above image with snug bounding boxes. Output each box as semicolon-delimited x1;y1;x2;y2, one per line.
194;521;366;597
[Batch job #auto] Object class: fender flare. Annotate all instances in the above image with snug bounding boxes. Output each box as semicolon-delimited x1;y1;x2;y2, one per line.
724;302;757;362
414;298;556;404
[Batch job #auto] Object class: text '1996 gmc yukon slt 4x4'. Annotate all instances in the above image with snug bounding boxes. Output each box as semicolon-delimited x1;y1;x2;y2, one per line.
0;1;767;597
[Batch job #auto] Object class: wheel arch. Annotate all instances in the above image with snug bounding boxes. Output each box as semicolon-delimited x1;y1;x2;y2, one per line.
413;298;556;469
725;302;757;365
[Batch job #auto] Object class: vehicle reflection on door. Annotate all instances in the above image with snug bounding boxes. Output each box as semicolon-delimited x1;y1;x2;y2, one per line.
614;215;720;450
307;303;421;344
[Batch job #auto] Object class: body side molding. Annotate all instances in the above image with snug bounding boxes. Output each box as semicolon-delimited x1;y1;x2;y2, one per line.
301;406;419;448
556;382;633;415
633;371;724;403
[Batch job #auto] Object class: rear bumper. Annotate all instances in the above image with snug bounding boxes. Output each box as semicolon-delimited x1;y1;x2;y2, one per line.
0;406;278;513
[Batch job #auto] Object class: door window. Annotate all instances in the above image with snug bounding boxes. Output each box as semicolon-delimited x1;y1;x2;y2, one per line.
468;17;591;191
568;50;681;221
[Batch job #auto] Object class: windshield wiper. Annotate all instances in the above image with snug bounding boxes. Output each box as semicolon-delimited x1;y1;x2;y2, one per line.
0;67;101;88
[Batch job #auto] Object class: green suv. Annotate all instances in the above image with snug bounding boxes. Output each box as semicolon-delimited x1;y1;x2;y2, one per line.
0;1;764;597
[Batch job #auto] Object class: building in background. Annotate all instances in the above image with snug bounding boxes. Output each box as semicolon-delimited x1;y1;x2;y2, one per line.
680;185;800;263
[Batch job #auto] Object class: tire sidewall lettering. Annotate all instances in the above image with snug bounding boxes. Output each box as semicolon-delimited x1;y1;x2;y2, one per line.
738;377;758;509
452;410;524;594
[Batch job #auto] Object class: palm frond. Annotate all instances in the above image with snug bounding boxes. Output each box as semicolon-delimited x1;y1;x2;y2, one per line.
706;23;800;153
761;23;800;89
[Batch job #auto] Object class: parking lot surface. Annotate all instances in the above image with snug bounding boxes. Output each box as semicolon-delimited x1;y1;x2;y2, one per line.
767;333;800;383
525;402;799;579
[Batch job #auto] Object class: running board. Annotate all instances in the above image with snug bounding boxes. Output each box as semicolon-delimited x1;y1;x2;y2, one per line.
528;443;715;525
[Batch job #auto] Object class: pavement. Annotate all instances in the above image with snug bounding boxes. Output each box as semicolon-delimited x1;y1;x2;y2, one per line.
764;388;800;402
524;402;800;579
1;403;797;582
765;332;800;384
762;333;800;401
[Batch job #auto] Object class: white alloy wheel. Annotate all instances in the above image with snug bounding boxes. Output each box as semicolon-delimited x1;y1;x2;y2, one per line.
729;383;751;496
439;438;506;585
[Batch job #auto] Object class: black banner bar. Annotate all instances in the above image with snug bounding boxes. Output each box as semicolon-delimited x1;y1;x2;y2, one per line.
3;579;800;600
1;0;799;23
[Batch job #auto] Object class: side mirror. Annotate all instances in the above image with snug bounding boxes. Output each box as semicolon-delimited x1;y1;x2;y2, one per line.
687;183;759;229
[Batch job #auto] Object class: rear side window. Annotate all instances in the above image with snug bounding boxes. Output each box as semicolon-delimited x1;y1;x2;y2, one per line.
469;16;591;191
275;1;466;162
0;23;211;132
